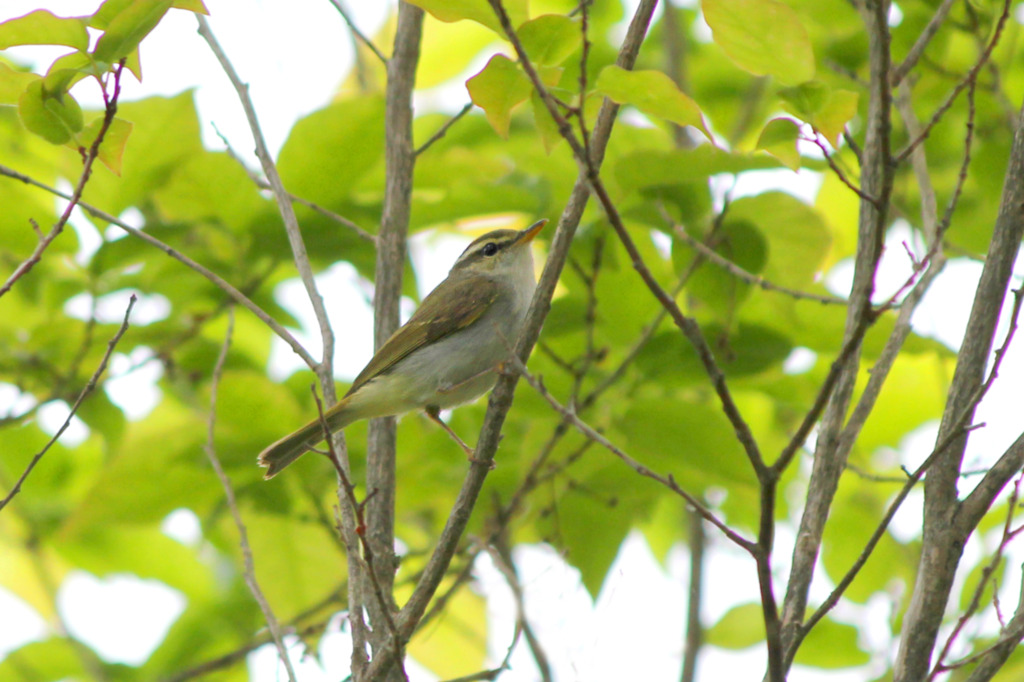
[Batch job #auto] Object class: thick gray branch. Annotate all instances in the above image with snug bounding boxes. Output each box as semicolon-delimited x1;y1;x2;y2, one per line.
895;95;1024;682
780;0;892;659
363;1;424;673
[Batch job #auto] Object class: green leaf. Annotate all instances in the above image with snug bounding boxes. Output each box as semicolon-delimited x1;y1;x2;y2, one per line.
79;91;204;213
153;151;267;230
404;0;528;33
0;10;89;50
532;88;563;152
518;14;581;66
637;324;793;384
594;65;710;138
18;78;83;144
793;618;871;668
617;396;758;491
728;192;831;289
779;81;859;147
615;146;782;193
756;117;802;171
706;602;765;648
0;638;84;682
0;63;37;105
276;95;386;206
93;0;174;64
673;218;768;313
71;116;133;174
466;54;532;138
407;586;487;677
703;0;815;85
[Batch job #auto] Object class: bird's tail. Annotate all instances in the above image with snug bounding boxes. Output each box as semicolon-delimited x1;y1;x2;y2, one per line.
258;400;353;479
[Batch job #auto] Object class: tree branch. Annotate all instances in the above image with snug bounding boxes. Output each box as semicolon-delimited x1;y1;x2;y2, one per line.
0;164;317;369
779;0;893;660
203;309;296;682
0;61;125;299
197;14;336;396
359;4;661;678
364;2;423;674
0;295;135;513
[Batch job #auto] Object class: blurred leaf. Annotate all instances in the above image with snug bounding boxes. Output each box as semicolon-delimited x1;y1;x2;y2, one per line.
405;0;527;33
93;0;174;64
615;146;782;192
0;10;88;50
466;54;532;138
793;617;871;668
0;638;84;681
779;81;858;147
407;586;487;677
277;96;385;207
519;14;580;66
595;65;710;138
703;0;815;85
0;63;38;104
706;602;765;648
728;192;831;289
72;115;133;174
18;78;83;144
756;117;802;171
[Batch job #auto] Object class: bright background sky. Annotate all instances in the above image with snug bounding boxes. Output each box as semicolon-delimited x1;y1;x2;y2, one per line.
3;1;1024;681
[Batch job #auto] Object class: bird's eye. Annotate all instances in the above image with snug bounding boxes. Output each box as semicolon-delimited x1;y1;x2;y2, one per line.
481;242;499;257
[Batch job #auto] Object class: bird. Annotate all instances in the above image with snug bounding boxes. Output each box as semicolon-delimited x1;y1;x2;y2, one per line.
258;219;547;479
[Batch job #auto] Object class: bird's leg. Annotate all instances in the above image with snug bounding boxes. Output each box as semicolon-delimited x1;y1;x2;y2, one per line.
424;406;494;468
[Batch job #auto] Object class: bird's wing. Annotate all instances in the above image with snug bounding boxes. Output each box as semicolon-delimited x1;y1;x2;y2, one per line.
347;273;500;395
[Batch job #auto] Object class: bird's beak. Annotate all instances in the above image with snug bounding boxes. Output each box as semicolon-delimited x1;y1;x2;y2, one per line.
517;219;548;244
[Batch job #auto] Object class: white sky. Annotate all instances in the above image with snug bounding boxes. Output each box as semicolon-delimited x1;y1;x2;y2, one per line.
2;2;1024;681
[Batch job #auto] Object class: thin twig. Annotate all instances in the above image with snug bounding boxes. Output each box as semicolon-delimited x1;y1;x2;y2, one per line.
0;60;125;299
895;0;1011;163
0;164;317;368
483;540;553;682
359;5;661;679
0;295;136;513
203;309;297;682
328;0;388;65
671;220;847;305
415;102;473;156
512;355;754;552
197;15;336;398
930;473;1024;679
790;287;1024;663
487;0;766;478
806;134;878;207
212;124;376;243
891;0;957;86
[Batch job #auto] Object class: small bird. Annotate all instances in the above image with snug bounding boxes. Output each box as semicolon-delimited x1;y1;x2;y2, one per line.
258;219;547;479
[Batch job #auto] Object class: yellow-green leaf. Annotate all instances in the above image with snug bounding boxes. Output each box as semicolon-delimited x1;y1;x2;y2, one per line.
702;0;815;85
71;116;133;174
594;65;710;139
756;117;802;171
0;10;89;50
706;603;765;648
519;14;580;66
466;54;532;138
793;618;871;668
407;586;487;677
0;63;37;105
18;79;83;144
779;81;859;147
405;0;527;34
93;0;174;64
532;89;562;153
